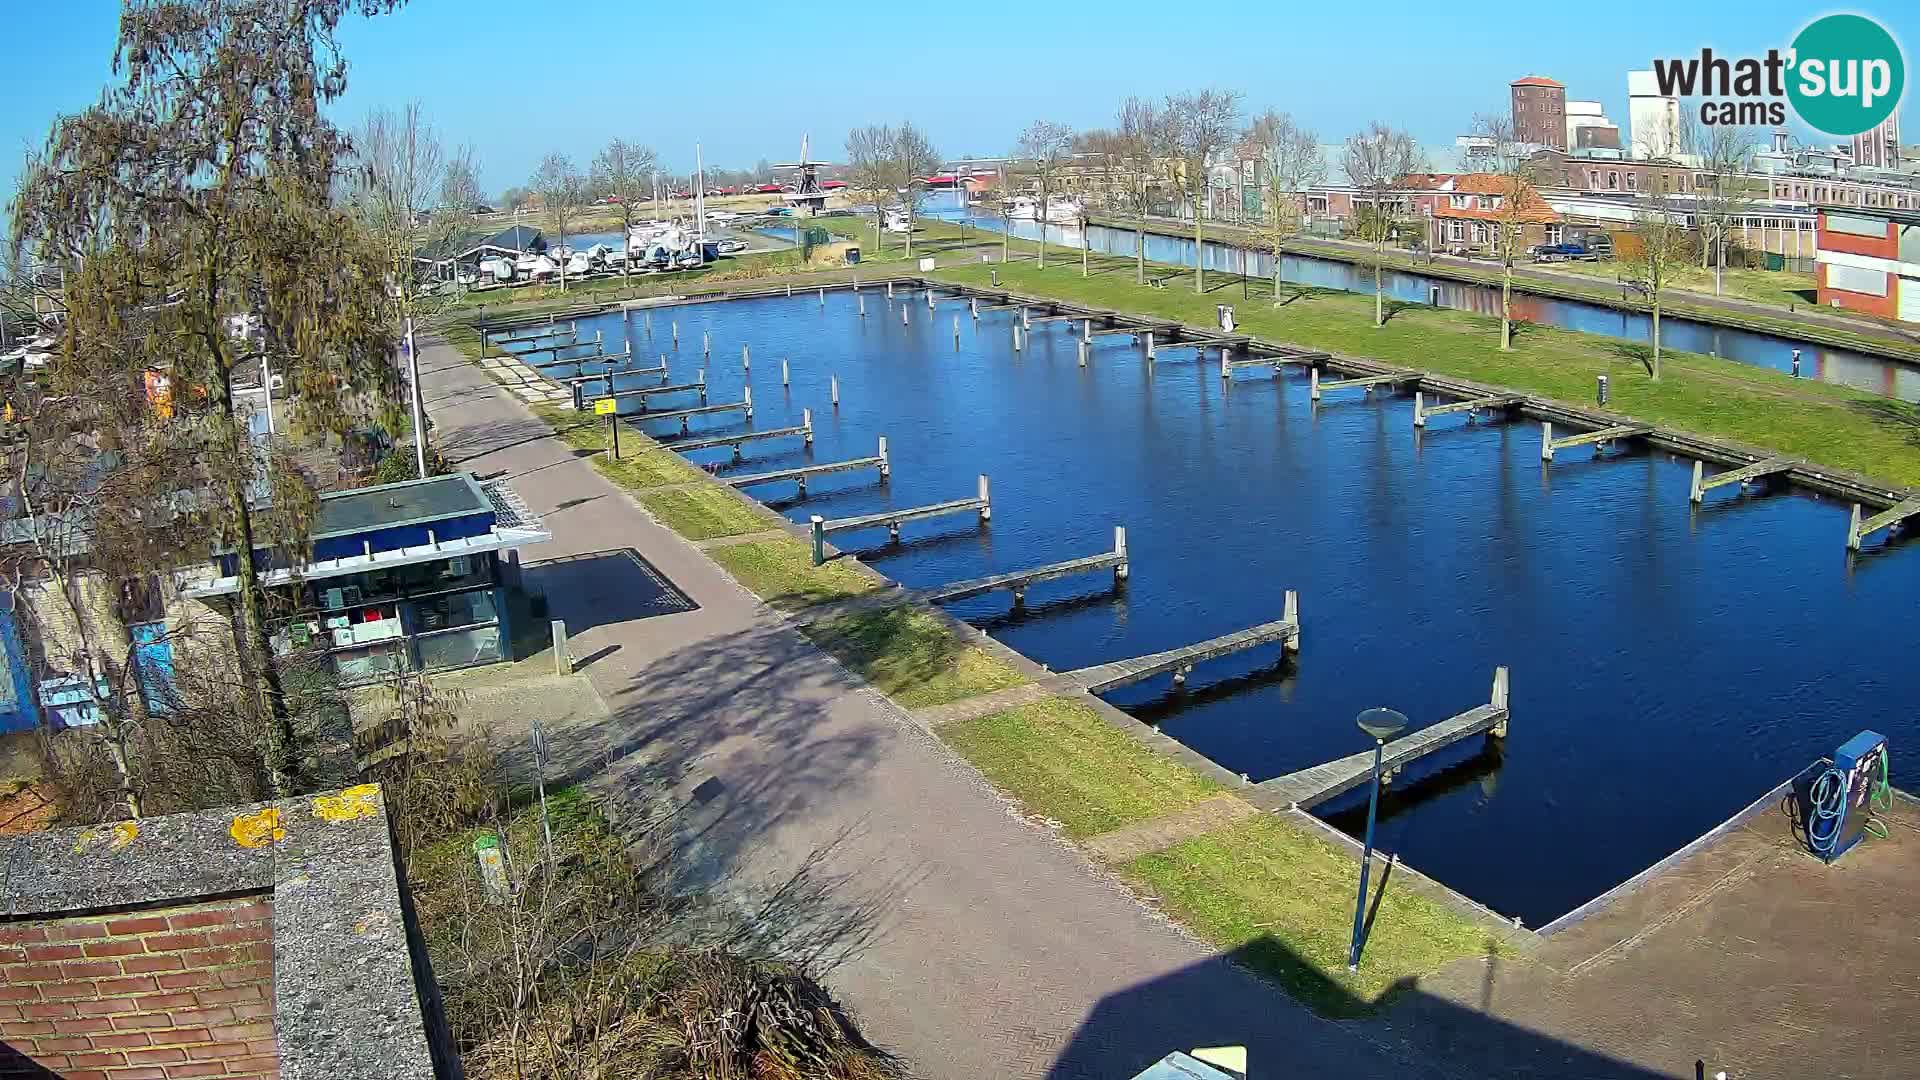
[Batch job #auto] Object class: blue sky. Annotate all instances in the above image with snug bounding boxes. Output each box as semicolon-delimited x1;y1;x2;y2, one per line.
2;1;1915;204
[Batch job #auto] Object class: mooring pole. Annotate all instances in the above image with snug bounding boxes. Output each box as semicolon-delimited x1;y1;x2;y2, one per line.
901;304;909;326
1413;392;1426;428
742;344;750;371
703;330;710;356
672;321;679;346
831;374;840;407
810;515;827;566
781;357;790;387
859;294;866;317
978;474;992;521
802;407;814;444
743;384;753;419
1145;331;1155;359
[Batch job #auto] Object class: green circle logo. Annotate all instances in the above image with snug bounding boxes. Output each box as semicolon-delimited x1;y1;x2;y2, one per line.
1788;14;1905;137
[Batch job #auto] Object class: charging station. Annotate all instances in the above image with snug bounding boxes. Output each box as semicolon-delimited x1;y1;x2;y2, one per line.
1798;730;1891;863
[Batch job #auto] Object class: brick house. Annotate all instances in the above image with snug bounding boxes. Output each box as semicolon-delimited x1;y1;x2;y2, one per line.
1814;205;1920;322
1527;150;1699;197
1428;174;1562;255
1511;76;1567;151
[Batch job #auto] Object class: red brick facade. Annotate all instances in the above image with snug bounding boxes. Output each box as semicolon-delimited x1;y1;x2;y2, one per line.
0;896;278;1080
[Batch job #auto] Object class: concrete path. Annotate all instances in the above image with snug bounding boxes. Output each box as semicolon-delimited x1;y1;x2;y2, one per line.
415;338;1463;1080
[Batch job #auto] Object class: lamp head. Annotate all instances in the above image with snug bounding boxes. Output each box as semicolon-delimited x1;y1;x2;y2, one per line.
1356;707;1409;742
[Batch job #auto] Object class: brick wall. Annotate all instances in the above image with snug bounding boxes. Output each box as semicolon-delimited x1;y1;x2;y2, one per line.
0;895;278;1080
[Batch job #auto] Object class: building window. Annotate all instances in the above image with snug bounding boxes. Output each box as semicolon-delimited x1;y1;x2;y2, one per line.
1589;169;1600;187
417;625;503;671
1606;171;1619;189
1450;194;1469;209
1626;173;1637;191
1472;223;1487;244
1546;224;1564;244
1448;221;1465;242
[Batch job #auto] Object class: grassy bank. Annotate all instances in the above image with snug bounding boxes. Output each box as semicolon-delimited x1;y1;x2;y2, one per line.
931;259;1920;487
801;606;1027;708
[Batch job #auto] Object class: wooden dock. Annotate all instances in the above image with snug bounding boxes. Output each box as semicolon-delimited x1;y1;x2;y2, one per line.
584;377;706;408
667;411;813;458
808;476;989;562
624;397;751;434
1848;496;1920;551
1541;421;1654;461
725;437;889;496
513;339;602;359
913;527;1130;605
1413;392;1525;427
1063;594;1300;694
1310;368;1421;401
489;325;574;350
1225;347;1327;372
552;364;667;385
1689;456;1798;503
1252;667;1510;811
530;347;629;369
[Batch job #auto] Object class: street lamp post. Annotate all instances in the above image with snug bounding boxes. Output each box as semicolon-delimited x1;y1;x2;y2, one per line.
1348;707;1408;972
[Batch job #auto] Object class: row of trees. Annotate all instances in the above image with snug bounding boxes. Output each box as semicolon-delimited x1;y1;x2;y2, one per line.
842;123;940;258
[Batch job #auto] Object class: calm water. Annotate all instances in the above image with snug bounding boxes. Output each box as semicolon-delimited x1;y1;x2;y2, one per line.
510;294;1920;926
923;198;1920;402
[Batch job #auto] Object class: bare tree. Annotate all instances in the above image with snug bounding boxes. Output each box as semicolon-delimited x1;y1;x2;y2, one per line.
441;144;483;213
890;123;940;259
1343;121;1424;327
1625;189;1693;381
1166;89;1243;293
1240;109;1324;296
1471;112;1539;351
591;138;658;279
11;0;404;795
1688;121;1759;294
532;153;586;292
350;103;452;480
1116;97;1173;285
1015;121;1075;270
844;124;897;256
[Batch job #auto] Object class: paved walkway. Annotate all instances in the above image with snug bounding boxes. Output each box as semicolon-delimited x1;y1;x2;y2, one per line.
417;339;1457;1080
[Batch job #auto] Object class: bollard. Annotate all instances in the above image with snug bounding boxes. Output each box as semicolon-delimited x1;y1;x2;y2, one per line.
743;344;751;371
551;620;570;675
810;515;827;565
1791;348;1802;378
781;357;790;386
802;407;814;444
1413;391;1426;428
743;383;753;418
877;436;890;477
1596;374;1609;406
831;374;840;406
1113;526;1129;581
978;474;992;521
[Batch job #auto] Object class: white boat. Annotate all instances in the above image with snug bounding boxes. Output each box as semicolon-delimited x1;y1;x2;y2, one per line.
601;244;629;268
1005;195;1040;220
516;254;558;280
883;208;911;234
564;251;595;277
478;255;514;282
1044;195;1084;222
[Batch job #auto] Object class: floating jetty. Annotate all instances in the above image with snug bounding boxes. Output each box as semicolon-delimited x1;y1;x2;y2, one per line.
1848;496;1920;551
667;410;813;459
724;437;889;496
1689;456;1798;503
552;364;668;385
531;346;628;369
808;475;989;562
914;527;1130;606
583;375;706;409
624;397;751;435
1540;421;1654;462
1413;391;1525;427
1064;594;1300;693
1252;667;1510;810
1311;368;1421;401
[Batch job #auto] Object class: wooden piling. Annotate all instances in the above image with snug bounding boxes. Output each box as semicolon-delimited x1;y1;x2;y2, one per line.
810;515;827;565
742;344;750;371
1013;324;1023;352
877;436;890;477
802;408;813;443
673;321;678;345
926;288;935;310
902;305;909;326
703;330;710;355
1079;340;1089;367
743;384;753;419
970;298;979;319
1022;308;1031;330
1114;526;1129;581
887;281;894;298
820;287;826;307
1310;367;1321;401
781;357;790;386
1540;422;1553;461
831;374;840;406
1413;391;1425;427
1084;319;1093;343
978;474;992;521
1145;331;1155;359
1690;461;1705;503
859;294;866;317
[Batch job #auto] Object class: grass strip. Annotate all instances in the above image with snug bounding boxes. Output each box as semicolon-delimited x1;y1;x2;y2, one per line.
707;537;878;610
636;487;772;540
800;605;1027;709
1123;815;1498;1018
941;697;1219;837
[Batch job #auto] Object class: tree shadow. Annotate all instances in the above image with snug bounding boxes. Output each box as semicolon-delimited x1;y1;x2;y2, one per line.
0;1046;60;1078
1603;340;1656;376
1379;299;1420;325
1272;284;1338;308
1847;397;1920;448
1045;935;1680;1080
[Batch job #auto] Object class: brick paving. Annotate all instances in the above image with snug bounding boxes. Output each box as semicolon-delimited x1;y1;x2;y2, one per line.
419;337;1457;1080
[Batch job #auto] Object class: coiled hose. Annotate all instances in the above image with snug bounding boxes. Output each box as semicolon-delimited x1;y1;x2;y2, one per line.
1810;752;1895;856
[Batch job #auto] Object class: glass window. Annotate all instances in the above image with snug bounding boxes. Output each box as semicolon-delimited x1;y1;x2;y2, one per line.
334;641;405;684
409;588;497;635
417;625;503;671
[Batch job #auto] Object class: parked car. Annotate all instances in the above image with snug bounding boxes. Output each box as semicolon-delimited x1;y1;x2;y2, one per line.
1529;243;1597;263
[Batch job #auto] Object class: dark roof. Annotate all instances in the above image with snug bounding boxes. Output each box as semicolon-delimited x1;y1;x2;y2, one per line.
311;474;491;540
415;224;545;263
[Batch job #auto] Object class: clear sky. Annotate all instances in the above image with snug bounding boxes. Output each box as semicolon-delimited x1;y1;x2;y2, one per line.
3;0;1915;205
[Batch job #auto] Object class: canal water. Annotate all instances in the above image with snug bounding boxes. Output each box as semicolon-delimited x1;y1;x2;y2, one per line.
522;293;1920;927
914;196;1920;402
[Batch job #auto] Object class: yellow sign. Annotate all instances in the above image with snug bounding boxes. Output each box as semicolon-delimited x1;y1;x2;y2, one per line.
594;398;617;416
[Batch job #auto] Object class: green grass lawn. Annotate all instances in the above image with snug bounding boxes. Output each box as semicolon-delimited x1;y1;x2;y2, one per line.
1124;816;1499;1017
1548;259;1817;309
933;259;1920;487
636;487;773;540
800;606;1027;709
707;537;880;610
940;697;1219;837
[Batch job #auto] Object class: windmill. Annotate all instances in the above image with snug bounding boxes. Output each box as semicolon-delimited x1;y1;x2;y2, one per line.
774;134;833;215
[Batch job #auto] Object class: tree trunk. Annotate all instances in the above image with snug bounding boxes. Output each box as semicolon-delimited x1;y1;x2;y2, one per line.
1500;265;1513;351
1135;216;1146;285
1193;195;1204;294
1082;215;1089;277
1650;300;1663;381
405;316;427;478
905;206;914;258
217;385;297;797
1374;243;1384;327
1038;200;1047;270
